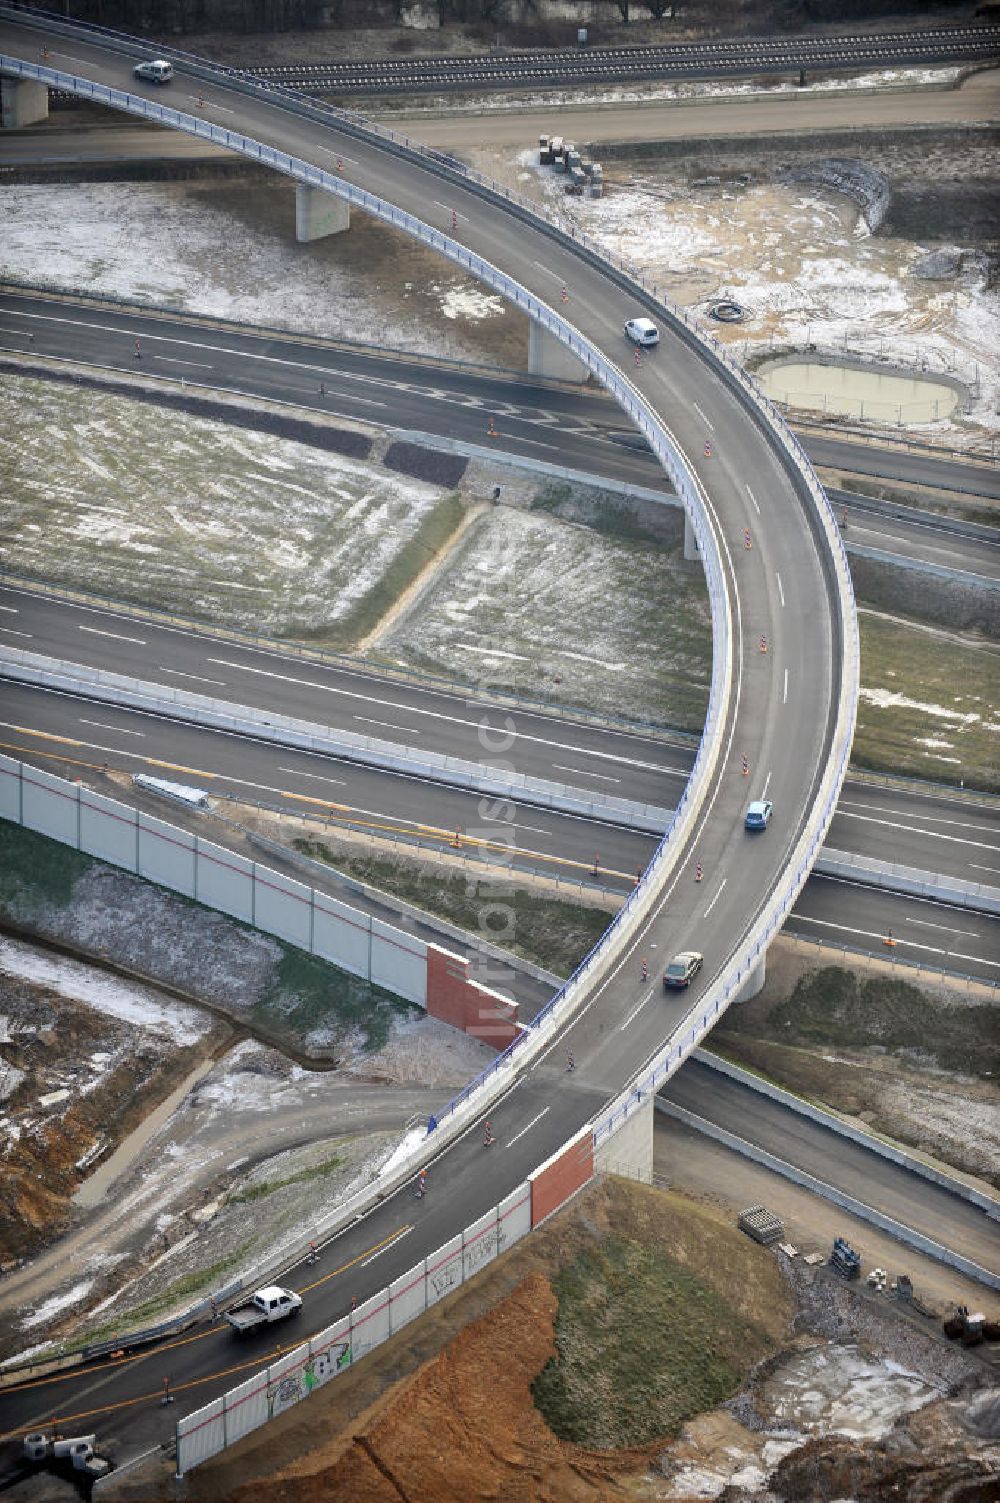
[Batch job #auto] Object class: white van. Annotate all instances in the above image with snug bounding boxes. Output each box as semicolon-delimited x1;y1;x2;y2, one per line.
133;59;174;84
624;317;659;347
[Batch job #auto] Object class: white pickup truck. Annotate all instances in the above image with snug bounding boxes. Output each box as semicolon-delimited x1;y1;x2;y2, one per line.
226;1285;302;1335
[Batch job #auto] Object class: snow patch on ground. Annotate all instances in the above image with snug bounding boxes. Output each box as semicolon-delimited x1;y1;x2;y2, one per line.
0;182;514;365
556;167;999;446
386;66;964;118
763;1343;938;1439
383;504;710;728
0;935;209;1045
859;687;983;723
23;1279;94;1329
1;374;446;641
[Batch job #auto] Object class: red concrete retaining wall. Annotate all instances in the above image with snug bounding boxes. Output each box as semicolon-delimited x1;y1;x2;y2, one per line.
530;1128;594;1226
426;944;520;1050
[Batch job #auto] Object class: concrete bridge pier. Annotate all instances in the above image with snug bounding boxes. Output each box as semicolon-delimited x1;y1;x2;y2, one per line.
295;184;350;243
594;1092;653;1180
683;513;700;561
1;76;49;129
736;953;767;1003
528;323;589;385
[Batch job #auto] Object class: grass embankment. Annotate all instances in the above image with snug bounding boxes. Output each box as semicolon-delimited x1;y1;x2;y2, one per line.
841;475;1000;531
317;490;466;649
854;612;1000;792
0;821;95;913
532;1233;776;1448
713;965;1000;1098
292;840;611;976
254;944;413;1054
381;501;713;734
226;1153;345;1206
76;1247;253;1345
0;821;415;1055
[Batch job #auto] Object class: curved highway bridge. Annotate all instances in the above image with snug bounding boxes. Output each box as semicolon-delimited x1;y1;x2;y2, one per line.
0;6;857;1467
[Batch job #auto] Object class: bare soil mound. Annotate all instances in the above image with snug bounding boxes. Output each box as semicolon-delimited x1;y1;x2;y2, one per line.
181;1178;793;1503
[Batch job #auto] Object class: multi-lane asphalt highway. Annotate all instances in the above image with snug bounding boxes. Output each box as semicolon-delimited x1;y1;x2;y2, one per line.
3;579;998;876
2;663;998;984
1;291;996;582
0;10;988;1469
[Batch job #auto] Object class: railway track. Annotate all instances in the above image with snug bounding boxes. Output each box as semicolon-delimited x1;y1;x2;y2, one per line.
243;24;1000;96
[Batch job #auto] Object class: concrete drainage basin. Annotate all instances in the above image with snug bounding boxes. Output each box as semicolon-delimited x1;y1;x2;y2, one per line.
755;357;963;426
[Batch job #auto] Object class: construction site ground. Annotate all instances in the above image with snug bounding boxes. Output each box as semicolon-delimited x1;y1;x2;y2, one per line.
70;1175;998;1503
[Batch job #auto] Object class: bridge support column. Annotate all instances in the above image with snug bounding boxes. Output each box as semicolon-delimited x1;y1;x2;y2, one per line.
683;512;700;561
528;323;589;385
736;953;766;1003
1;77;49;129
295;184;350;243
594;1091;653;1181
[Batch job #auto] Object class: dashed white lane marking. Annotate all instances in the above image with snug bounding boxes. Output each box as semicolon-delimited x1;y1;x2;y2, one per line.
692;401;713;431
160;667;227;687
746;485;760;516
203;658;682;779
794;913;997;970
762;769;772;799
620;988;655;1030
783;668;788;705
80;719;145;737
79;625;146;644
971;862;1000;875
315;146;358;165
506;1107;549;1148
0;605;19;613
776;571;785;608
905;915;979;938
834;808;999;852
532;261;565;281
355;715;414;734
153;355;213;368
553;764;621;785
837;798;999;837
0;627;32;638
704;877;727;919
278;766;346;787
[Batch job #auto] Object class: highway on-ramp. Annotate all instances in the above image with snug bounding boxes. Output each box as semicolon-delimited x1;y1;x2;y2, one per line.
0;8;854;1462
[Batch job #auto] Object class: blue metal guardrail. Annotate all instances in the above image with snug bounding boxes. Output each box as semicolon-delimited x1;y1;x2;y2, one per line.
0;10;858;1152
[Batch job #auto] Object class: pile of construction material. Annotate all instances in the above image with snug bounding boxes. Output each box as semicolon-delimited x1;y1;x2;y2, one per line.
738;1204;784;1246
830;1235;861;1280
539;134;603;197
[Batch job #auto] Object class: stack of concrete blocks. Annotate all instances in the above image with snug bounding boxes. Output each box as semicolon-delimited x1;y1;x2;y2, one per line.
538;130;600;194
583;160;603;198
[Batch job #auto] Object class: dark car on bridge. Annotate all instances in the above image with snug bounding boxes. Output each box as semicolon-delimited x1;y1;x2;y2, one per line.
663;951;703;988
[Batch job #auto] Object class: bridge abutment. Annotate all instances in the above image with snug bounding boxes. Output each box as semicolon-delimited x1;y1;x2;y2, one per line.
594;1092;654;1180
295;184;350;242
528;323;589;385
1;76;48;129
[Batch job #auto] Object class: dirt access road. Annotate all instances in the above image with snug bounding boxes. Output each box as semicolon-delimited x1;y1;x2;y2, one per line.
389;66;1000;147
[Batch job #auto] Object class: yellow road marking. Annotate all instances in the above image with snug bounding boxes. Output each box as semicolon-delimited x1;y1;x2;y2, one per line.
0;1226;412;1430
